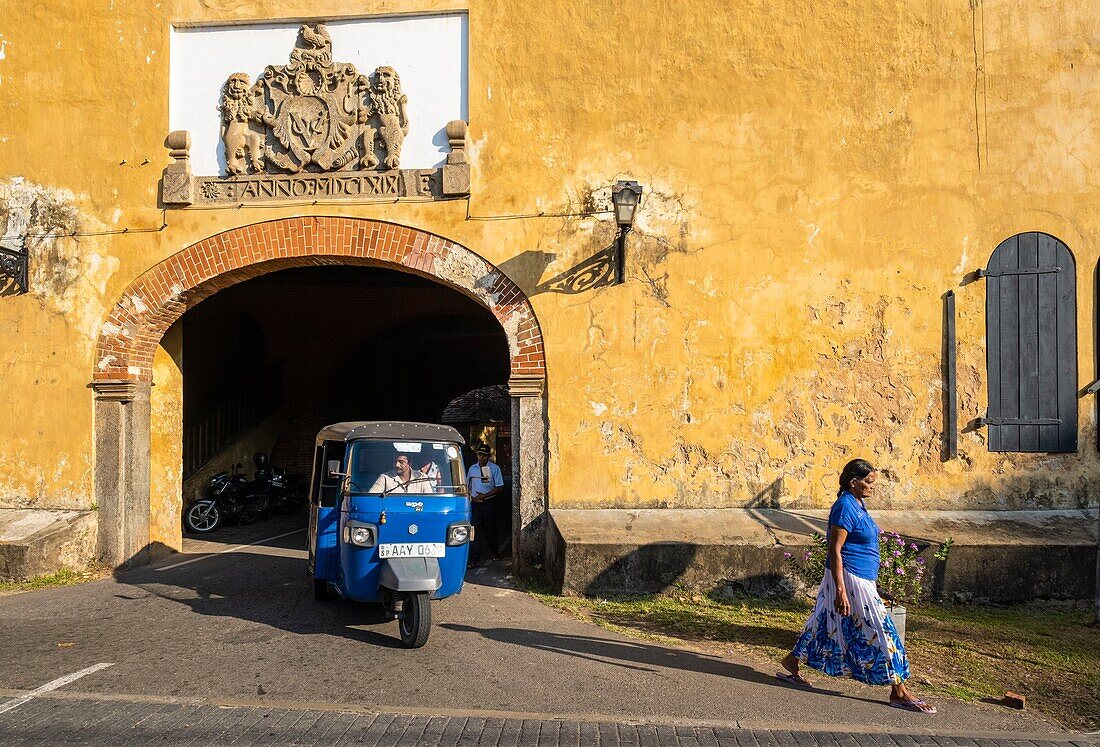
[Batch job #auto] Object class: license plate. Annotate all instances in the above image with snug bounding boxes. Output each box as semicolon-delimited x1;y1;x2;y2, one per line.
378;543;446;559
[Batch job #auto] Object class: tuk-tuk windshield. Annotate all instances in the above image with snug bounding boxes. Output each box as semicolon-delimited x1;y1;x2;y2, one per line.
347;440;468;495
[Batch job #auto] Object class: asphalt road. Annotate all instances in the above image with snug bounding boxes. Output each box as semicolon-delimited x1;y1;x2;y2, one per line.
0;513;1067;736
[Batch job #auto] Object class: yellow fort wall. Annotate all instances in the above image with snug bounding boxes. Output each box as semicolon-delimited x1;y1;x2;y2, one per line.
0;1;1097;527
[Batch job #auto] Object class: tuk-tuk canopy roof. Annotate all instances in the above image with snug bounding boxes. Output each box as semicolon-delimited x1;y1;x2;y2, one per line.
315;421;465;445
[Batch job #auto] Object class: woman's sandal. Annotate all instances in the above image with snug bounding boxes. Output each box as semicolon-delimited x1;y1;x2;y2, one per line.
889;698;937;714
775;671;814;689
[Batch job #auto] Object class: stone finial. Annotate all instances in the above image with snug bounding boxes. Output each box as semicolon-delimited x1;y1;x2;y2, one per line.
446;120;468;165
166;130;191;160
441;120;471;196
162;130;194;206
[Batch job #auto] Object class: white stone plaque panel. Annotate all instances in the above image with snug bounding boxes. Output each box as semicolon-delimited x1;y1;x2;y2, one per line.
169;14;468;176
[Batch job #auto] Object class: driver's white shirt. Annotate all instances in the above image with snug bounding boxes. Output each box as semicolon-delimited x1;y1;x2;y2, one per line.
368;469;434;494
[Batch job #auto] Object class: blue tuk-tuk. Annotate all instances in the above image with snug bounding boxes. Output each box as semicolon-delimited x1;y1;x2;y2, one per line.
307;421;472;647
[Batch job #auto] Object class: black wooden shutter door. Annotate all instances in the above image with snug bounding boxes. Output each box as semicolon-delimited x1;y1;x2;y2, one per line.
984;232;1077;452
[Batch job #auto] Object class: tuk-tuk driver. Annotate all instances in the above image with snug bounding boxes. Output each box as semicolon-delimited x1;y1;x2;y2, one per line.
369;452;435;494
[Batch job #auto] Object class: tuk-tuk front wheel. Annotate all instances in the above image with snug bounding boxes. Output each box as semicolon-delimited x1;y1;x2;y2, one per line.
397;592;431;648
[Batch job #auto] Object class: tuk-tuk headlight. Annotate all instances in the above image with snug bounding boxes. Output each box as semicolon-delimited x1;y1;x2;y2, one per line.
446;522;473;546
343;523;378;547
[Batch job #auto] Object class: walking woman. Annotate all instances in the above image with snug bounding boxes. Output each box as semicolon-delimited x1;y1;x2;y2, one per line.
777;459;936;713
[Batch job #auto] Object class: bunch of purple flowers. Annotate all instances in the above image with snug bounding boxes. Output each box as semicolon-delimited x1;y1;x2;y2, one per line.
877;531;927;604
782;533;828;591
782;531;953;604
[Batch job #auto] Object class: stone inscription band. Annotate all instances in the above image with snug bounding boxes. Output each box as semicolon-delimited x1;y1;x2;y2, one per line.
195;170;437;204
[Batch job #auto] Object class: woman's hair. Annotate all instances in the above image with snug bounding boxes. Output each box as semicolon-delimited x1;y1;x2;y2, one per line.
838;458;876;497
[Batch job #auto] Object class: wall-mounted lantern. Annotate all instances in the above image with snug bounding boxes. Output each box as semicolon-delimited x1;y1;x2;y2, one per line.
611;180;643;285
0;235;29;295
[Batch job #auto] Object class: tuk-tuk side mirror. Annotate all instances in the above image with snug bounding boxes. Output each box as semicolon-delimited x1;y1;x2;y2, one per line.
327;460;347;479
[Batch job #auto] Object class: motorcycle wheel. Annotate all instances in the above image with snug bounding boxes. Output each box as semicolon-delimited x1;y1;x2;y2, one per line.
397;592;431;648
184;501;221;534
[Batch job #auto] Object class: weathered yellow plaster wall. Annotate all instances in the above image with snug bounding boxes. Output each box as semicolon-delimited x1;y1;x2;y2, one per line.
0;1;1097;519
150;331;183;550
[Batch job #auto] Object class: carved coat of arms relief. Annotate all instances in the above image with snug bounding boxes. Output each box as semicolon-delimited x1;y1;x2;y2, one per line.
221;23;409;176
162;22;468;207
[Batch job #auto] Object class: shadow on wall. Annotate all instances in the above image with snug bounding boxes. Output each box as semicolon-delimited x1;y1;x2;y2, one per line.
747;478;784;509
581;542;699;596
495;247;617;297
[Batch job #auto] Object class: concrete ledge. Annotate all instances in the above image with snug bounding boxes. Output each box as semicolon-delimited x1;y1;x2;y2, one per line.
0;509;98;581
547;508;1098;602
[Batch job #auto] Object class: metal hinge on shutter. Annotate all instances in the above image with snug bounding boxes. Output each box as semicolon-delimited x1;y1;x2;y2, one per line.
975;415;1062;427
975;266;1061;278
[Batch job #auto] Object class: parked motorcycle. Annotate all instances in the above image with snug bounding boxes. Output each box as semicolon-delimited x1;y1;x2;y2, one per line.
184;455;304;534
184;462;257;534
247;452;305;515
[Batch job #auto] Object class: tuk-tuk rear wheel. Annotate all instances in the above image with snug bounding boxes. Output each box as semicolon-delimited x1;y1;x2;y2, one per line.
397;592;431;648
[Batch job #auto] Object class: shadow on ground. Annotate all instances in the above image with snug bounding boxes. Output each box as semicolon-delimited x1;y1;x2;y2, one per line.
440;621;885;707
115;529;407;648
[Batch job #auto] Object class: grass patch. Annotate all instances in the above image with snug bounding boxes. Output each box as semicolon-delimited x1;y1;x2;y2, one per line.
528;587;1100;731
0;566;109;595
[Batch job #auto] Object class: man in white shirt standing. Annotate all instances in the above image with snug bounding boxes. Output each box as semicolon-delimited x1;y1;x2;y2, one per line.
466;444;503;567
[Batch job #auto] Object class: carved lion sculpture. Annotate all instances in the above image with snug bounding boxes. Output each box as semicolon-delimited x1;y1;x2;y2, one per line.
221;72;264;175
369;66;409;170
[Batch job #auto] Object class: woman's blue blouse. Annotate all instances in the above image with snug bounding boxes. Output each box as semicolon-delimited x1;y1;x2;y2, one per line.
824;490;880;581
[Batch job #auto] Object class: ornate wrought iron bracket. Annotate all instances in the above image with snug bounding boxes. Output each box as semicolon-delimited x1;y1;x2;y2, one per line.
0;235;29;295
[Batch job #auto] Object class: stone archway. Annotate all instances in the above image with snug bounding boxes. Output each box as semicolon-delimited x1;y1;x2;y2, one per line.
92;217;548;573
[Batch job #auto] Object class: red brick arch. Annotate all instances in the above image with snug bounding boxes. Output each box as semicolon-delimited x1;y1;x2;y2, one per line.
93;217;546;383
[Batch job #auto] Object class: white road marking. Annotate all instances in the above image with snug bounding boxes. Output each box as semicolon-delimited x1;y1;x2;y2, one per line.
157;528;306;571
0;663;115;715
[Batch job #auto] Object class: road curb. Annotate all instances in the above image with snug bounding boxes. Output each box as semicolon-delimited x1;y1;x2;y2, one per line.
1;689;1090;741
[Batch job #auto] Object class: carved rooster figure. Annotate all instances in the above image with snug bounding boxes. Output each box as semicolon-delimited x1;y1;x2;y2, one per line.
300;23;329;49
369;66;409;170
295;23;332;69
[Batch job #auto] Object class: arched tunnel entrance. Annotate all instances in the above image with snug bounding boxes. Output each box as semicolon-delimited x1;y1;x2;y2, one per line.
91;218;548;575
178;265;511;526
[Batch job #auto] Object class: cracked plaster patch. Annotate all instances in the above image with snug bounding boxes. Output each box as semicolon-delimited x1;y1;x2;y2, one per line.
0;178;119;340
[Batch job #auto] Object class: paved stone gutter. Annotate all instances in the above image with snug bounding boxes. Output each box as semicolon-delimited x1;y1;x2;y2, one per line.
0;695;1095;746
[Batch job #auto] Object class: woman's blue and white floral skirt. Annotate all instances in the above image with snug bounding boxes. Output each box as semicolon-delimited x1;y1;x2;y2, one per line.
791;570;910;685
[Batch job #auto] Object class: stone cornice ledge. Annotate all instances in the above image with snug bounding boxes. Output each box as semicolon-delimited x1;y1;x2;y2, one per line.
508;375;546;398
89;380;140;403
